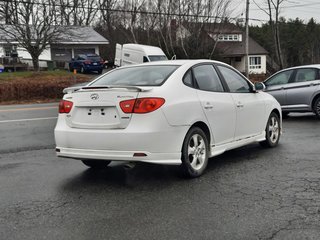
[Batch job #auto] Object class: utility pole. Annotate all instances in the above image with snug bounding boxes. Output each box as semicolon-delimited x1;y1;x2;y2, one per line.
245;0;250;78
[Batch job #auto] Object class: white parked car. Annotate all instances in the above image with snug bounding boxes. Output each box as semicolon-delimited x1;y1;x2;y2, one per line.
55;60;282;177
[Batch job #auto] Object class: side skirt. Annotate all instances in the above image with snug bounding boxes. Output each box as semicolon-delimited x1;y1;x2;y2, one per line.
209;132;266;158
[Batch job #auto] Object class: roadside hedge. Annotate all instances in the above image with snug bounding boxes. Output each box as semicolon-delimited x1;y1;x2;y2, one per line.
0;72;91;103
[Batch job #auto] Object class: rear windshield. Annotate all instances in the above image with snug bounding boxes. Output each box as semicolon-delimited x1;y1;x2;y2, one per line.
90;65;179;86
148;55;168;61
87;56;101;61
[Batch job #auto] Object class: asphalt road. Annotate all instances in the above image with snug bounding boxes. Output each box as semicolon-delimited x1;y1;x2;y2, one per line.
0;103;58;153
1;104;320;240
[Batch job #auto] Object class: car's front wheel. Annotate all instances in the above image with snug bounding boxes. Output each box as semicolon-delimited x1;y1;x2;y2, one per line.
80;66;86;74
260;112;281;148
81;160;111;169
180;127;209;178
313;97;320;119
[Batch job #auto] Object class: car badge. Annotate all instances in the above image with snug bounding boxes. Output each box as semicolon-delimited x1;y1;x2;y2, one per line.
90;93;99;100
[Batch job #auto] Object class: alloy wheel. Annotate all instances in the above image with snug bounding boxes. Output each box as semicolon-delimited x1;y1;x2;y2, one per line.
268;116;280;144
187;134;206;170
316;100;320;116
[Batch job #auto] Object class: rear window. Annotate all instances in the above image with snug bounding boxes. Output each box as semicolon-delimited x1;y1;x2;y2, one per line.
148;55;168;61
87;56;101;61
90;65;179;86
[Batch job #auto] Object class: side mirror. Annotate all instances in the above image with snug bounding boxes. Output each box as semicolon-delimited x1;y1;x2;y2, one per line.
253;82;266;92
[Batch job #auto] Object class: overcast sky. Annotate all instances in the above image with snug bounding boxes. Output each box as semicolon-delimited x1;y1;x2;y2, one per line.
230;0;320;25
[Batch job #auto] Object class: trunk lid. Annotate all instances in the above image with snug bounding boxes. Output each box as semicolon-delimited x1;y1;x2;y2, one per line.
64;87;149;129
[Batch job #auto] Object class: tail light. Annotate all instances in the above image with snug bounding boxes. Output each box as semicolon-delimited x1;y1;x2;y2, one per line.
84;60;91;65
100;58;104;65
59;100;73;113
120;98;165;114
120;99;136;113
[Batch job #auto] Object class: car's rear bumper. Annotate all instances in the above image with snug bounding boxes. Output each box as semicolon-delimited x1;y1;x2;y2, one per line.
83;65;103;71
56;147;182;165
54;113;188;165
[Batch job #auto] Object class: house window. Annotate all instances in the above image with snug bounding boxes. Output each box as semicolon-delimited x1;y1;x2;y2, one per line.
249;56;262;69
217;34;241;42
4;45;11;57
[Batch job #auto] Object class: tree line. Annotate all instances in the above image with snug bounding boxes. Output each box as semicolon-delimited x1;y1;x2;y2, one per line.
250;17;320;72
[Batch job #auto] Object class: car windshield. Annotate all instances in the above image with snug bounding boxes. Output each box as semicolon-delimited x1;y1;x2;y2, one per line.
87;56;101;61
90;65;179;86
148;55;168;61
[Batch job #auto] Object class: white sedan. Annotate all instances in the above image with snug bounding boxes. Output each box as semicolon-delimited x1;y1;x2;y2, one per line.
55;60;282;177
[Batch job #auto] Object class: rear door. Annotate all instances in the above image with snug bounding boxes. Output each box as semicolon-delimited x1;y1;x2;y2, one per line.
114;44;122;67
191;64;236;146
217;65;266;140
264;69;294;106
285;68;320;110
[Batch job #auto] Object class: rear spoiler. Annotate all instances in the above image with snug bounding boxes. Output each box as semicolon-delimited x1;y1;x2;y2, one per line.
63;85;152;94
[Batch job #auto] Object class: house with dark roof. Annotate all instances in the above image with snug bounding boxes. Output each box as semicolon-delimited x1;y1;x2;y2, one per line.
0;26;109;68
174;22;268;74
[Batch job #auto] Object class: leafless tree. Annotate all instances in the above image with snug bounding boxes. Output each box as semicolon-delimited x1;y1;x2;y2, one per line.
0;0;11;24
254;0;285;69
0;0;66;70
207;0;232;59
57;0;99;26
99;0;118;38
172;0;232;58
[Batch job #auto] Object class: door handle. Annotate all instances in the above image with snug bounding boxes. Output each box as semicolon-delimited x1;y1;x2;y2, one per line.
204;105;213;110
204;102;214;110
236;102;244;108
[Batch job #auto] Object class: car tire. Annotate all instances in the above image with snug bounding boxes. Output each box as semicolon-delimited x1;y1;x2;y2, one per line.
260;112;281;148
180;127;209;178
81;160;111;169
69;65;74;72
97;69;103;74
80;66;86;74
313;97;320;119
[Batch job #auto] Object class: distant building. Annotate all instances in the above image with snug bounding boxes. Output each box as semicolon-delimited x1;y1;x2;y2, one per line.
0;26;109;68
174;22;268;75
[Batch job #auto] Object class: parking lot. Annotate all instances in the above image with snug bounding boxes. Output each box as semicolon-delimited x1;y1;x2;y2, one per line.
0;103;320;240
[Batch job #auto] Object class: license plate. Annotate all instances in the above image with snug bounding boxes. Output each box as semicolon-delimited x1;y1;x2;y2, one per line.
93;62;98;65
88;108;106;116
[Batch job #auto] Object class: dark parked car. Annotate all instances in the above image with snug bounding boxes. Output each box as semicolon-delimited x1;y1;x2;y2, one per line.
264;64;320;118
69;54;104;74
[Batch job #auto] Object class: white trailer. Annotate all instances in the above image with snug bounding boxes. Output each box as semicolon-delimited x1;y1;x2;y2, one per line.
114;43;168;67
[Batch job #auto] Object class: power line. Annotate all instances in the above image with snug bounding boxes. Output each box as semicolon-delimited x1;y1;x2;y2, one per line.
251;1;320;11
0;0;269;23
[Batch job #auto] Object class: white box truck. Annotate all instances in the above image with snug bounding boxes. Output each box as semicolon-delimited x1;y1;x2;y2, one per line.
114;43;168;67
